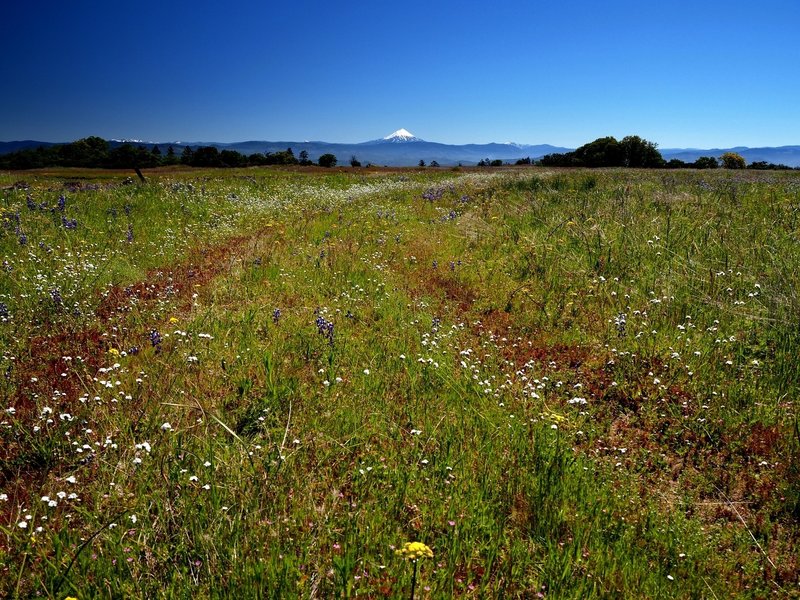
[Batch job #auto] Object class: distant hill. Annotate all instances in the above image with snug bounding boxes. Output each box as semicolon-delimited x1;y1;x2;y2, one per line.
180;131;573;166
0;140;58;154
2;132;799;167
0;131;571;167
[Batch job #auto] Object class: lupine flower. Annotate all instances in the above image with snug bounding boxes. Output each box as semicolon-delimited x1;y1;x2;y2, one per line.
614;313;627;337
422;187;444;201
273;308;281;324
50;288;63;307
149;329;162;349
315;314;335;345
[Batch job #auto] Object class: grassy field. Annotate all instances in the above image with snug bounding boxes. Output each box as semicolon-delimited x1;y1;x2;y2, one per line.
1;166;798;598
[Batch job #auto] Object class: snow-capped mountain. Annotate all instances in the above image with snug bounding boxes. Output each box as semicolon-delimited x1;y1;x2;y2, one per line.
360;128;425;147
381;128;423;143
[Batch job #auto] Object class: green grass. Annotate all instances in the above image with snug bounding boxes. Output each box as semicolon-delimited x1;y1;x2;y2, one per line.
1;167;798;598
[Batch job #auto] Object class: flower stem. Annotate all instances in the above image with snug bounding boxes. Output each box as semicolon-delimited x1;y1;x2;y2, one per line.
410;559;418;600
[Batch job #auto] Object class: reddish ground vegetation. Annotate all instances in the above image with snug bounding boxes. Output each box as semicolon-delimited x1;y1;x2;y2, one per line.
1;232;264;495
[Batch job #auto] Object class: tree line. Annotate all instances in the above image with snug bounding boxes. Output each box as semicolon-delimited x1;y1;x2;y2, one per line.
1;135;795;171
0;137;342;170
535;136;794;170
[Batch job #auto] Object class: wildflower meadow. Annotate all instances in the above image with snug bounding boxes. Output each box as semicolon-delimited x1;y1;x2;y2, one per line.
0;166;798;598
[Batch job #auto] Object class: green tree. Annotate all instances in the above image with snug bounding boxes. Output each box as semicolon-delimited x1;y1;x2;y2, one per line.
163;145;179;165
106;143;155;169
574;136;623;167
191;146;222;167
59;136;110;167
318;153;337;168
693;156;718;169
620;135;664;168
248;153;268;166
298;150;312;166
180;146;194;165
350;155;362;167
666;158;688;168
220;149;246;167
720;152;746;169
418;159;426;167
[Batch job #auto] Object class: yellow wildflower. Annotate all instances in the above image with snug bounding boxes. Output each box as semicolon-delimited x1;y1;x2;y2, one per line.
395;541;433;561
169;317;179;324
108;348;120;357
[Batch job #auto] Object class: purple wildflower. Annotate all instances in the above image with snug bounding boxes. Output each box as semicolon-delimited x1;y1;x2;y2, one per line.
149;329;162;349
50;288;63;307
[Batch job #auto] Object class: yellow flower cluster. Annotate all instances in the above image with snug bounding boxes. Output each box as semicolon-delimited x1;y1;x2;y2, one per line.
395;541;433;561
108;348;120;357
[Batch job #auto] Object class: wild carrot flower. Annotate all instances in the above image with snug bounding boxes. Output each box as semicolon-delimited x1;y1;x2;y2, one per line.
396;541;433;561
396;542;433;599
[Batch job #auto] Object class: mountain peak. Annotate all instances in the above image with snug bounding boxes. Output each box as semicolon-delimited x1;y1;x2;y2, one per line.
383;128;421;142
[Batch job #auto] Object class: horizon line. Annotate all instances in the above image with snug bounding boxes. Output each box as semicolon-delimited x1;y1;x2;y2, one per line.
2;135;800;151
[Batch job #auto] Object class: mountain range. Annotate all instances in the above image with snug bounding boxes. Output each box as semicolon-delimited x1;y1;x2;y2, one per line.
1;129;799;167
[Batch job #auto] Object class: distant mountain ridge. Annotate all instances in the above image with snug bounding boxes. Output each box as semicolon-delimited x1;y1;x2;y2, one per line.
2;130;799;167
659;146;800;167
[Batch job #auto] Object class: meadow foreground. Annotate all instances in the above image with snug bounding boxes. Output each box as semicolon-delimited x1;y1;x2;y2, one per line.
1;167;798;598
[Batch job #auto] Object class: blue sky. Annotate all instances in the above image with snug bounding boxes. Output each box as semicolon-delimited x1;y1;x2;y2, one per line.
1;0;798;148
